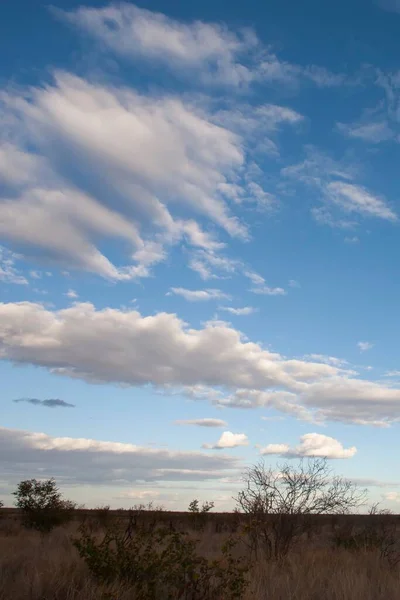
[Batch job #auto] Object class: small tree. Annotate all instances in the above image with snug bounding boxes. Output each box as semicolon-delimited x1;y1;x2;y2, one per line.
188;498;215;531
236;457;367;560
13;478;76;533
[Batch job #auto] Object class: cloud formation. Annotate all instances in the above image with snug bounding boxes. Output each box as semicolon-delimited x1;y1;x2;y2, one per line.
260;433;357;459
0;426;239;486
2;302;400;426
219;306;256;315
13;398;75;408
203;431;249;449
168;288;231;301
59;3;345;90
358;341;374;352
174;418;227;427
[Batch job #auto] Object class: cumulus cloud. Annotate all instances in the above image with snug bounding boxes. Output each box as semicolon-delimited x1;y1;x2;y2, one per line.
358;341;374;352
13;398;75;408
65;289;78;299
260;433;357;459
0;426;239;486
0;301;338;389
203;431;249;449
174;418;227;427
168;287;231;301
1;302;400;426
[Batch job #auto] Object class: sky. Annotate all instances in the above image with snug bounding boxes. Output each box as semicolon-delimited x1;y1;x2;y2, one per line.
1;0;400;511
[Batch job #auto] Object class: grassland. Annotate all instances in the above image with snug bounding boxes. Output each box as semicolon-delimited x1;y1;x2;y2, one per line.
1;508;400;599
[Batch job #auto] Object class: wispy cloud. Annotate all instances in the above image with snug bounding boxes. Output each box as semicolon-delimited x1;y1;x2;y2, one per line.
0;247;28;285
250;285;286;296
65;289;78;299
168;287;231;301
337;120;393;143
174;418;227;427
58;3;346;91
13;398;75;408
219;306;256;315
327;182;397;222
358;341;374;352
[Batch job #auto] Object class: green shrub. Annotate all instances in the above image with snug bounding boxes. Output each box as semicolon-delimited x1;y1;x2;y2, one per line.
188;498;215;532
73;513;249;599
13;478;76;533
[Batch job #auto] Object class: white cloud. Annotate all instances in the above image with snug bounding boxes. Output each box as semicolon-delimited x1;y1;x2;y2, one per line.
65;289;78;299
327;182;397;222
337;121;393;143
29;270;42;279
250;285;286;296
289;279;300;288
358;341;374;352
282;146;397;226
384;370;400;377
0;426;239;486
1;302;400;426
174;418;227;427
219;306;256;315
59;4;344;91
303;354;349;368
243;270;286;296
0;246;28;285
59;3;258;88
188;250;239;281
244;270;265;285
203;431;249;449
260;433;357;459
168;287;231;301
0;73;252;278
115;490;161;500
383;491;400;502
311;207;356;230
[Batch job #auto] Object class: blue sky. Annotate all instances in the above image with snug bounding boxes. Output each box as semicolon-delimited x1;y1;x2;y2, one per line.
1;0;400;510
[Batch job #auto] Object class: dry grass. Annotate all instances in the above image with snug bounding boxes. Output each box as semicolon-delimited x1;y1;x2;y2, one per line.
1;512;400;599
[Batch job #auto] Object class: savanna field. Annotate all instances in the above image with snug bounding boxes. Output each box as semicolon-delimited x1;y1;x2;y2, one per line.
2;464;400;600
2;507;400;600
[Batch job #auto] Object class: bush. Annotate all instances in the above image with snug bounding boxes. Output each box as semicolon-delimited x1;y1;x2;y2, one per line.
236;458;367;561
13;478;76;533
188;498;215;531
333;504;400;567
73;512;249;599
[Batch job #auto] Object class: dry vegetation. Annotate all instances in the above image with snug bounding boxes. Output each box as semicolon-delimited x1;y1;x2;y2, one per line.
1;511;400;599
1;460;400;599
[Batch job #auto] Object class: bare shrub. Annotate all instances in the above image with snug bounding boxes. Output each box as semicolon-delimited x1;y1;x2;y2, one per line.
236;457;367;560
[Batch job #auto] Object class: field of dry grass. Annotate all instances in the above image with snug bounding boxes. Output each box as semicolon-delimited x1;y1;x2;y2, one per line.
1;510;400;600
